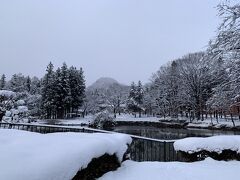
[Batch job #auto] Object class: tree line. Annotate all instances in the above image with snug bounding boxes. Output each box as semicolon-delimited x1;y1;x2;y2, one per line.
0;62;86;119
41;62;85;119
0;1;239;122
125;2;240;123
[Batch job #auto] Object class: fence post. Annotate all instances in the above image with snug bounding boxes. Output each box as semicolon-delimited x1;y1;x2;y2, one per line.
163;141;167;162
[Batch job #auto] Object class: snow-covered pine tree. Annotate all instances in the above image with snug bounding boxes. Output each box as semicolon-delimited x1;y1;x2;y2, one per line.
60;63;71;117
69;66;86;115
25;76;31;93
41;62;56;119
0;74;6;90
127;82;139;117
78;67;86;109
8;73;26;92
135;81;144;117
30;76;41;95
52;67;65;119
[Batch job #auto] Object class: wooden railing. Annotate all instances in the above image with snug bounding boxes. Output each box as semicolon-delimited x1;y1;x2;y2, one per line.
0;122;184;162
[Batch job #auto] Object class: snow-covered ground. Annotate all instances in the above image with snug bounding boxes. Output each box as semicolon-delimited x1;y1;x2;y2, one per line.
174;135;240;154
33;114;240;131
115;114;159;122
116;114;240;129
34;115;94;126
99;158;240;180
0;129;131;180
33;114;159;126
187;118;240;129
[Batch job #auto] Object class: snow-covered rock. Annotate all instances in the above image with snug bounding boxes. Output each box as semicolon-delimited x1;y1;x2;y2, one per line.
0;129;132;180
99;158;240;180
174;135;240;154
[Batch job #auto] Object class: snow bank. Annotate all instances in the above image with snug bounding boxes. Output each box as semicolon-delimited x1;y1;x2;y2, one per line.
0;129;131;180
0;90;16;98
99;158;240;180
174;135;240;154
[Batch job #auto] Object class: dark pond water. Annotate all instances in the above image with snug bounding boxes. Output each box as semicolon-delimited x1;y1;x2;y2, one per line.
113;125;240;140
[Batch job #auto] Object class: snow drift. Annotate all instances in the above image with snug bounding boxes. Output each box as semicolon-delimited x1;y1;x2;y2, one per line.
174;135;240;154
0;129;131;180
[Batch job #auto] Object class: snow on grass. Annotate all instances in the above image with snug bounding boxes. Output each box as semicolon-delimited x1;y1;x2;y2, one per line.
35;116;94;126
0;129;131;180
187;117;240;129
99;158;240;180
174;135;240;154
115;114;159;122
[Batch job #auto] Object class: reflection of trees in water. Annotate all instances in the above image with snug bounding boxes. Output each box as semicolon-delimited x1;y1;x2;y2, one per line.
114;126;240;140
115;126;240;161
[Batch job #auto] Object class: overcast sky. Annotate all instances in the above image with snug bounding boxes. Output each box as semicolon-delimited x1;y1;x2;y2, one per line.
0;0;221;85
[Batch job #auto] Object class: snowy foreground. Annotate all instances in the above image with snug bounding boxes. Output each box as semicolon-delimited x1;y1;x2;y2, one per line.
174;135;240;153
0;129;131;180
99;158;240;180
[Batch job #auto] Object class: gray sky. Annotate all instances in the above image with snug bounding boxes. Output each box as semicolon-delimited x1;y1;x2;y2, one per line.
0;0;220;85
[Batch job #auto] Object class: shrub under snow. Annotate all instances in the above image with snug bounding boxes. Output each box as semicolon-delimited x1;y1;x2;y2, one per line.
93;110;116;129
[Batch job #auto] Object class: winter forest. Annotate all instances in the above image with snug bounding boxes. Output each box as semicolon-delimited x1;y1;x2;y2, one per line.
0;2;240;125
1;1;240;180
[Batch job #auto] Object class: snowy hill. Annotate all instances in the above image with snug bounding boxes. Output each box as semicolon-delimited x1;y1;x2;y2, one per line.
88;77;125;90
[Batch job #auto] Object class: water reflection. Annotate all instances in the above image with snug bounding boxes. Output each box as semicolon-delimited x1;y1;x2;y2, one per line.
113;125;240;140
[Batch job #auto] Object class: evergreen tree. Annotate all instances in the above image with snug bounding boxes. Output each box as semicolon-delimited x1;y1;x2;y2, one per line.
127;82;139;117
136;81;144;117
41;62;56;119
41;62;86;119
69;67;86;113
30;76;41;95
60;62;71;117
0;74;6;90
26;76;31;92
8;73;26;92
53;67;64;118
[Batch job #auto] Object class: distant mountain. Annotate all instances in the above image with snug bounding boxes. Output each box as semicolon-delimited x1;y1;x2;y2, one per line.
88;77;128;91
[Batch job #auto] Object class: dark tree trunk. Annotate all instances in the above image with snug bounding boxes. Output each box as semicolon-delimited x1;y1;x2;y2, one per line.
231;113;236;127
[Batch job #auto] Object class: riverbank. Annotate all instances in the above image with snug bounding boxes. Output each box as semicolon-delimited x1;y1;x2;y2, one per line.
116;114;240;131
33;114;240;132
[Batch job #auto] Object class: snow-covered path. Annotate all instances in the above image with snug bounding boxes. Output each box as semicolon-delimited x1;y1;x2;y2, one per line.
99;158;240;180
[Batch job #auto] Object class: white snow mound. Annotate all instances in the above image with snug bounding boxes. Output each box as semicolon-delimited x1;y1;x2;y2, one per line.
0;129;132;180
174;135;240;154
99;158;240;180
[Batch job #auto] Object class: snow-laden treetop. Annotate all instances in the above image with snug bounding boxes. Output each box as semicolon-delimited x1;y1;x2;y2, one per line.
0;90;16;98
